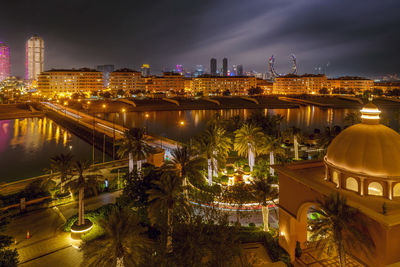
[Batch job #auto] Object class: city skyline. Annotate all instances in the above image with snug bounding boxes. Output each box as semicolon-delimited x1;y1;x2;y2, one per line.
0;0;400;78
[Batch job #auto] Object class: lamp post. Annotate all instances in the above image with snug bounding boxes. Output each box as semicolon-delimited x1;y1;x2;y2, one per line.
179;120;185;144
121;108;126;128
145;113;149;134
87;101;95;165
102;104;106;163
112;114;116;160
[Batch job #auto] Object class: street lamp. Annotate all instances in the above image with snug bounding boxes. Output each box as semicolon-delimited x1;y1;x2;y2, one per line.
145;113;149;134
102;104;107;163
178;120;185;143
121;108;126;128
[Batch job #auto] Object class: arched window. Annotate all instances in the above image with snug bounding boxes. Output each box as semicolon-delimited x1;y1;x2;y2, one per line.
346;177;358;192
393;183;400;197
332;171;339;186
368;182;383;196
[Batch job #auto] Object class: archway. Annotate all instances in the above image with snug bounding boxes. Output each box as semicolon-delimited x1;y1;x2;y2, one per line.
296;202;321;245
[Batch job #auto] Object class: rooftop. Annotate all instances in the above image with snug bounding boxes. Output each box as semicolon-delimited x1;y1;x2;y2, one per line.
275;161;400;227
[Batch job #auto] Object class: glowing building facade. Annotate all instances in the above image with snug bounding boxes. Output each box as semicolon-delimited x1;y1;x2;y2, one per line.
26;35;44;81
0;42;10;81
38;68;103;98
109;68;144;94
192;75;257;96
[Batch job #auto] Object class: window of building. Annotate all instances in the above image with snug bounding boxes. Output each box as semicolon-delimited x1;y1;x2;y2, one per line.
332;171;339;186
393;183;400;197
368;182;383;196
346;177;358;192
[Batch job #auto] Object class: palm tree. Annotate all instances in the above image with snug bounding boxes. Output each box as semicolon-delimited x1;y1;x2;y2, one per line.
66;160;98;226
117;128;152;173
204;124;232;177
318;126;341;150
284;126;302;160
344;111;361;126
234;123;264;172
147;171;184;253
308;192;374;267
250;176;278;232
259;136;285;176
48;153;73;192
164;146;205;196
81;207;150;267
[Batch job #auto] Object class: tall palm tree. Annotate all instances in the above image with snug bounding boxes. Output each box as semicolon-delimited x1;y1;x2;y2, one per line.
250;176;278;232
165;146;205;196
234;123;264;172
344;111;361;126
117;128;152;173
66;160;98;226
147;171;183;253
308;192;374;267
204;124;232;177
318;126;341;150
81;207;150;267
48;152;73;192
259;136;285;176
284;126;302;160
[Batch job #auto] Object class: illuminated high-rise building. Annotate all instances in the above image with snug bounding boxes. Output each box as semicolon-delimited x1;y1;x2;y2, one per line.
0;42;10;81
210;58;217;76
237;65;243;76
26;35;44;81
141;64;151;77
222;58;228;76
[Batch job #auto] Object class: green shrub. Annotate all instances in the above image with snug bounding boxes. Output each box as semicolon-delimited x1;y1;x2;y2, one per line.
248;222;256;228
63;203;116;231
226;166;235;175
243;165;250;173
220;175;229;184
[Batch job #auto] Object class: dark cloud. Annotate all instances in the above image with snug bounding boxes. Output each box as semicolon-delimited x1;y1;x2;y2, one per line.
0;0;399;77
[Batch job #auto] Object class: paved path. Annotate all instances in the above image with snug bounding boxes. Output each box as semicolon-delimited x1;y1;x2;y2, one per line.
6;191;121;266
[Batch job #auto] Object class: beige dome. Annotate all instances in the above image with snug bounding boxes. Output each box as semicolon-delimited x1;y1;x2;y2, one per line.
326;104;400;178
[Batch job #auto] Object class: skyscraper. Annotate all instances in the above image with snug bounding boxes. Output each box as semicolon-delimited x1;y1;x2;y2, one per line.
237;65;243;76
0;42;10;81
141;64;151;77
222;58;228;76
97;64;115;87
210;58;217;76
26;35;44;80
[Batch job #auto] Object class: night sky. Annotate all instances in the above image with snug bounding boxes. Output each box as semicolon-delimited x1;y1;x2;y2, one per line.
1;0;399;78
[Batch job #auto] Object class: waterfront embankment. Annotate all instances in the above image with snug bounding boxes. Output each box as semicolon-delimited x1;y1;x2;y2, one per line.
0;104;43;120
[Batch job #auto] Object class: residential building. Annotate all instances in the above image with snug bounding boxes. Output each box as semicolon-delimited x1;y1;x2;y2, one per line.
256;78;273;94
327;76;373;94
38;68;103;98
192;75;257;96
109;68;144;94
26;35;44;81
273;74;327;94
96;64;114;87
374;81;400;93
236;65;243;76
145;72;185;94
0;42;10;81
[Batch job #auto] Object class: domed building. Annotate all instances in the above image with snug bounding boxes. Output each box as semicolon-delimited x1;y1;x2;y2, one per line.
276;103;400;267
325;103;400;199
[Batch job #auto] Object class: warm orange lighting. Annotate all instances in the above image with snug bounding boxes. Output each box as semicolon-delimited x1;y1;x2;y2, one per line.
121;108;126;113
64;101;68;105
145;113;149;118
77;99;81;102
102;104;106;108
87;101;91;104
179;120;185;126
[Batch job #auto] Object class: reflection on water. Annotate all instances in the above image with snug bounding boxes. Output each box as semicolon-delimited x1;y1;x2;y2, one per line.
105;106;358;142
0;118;107;182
